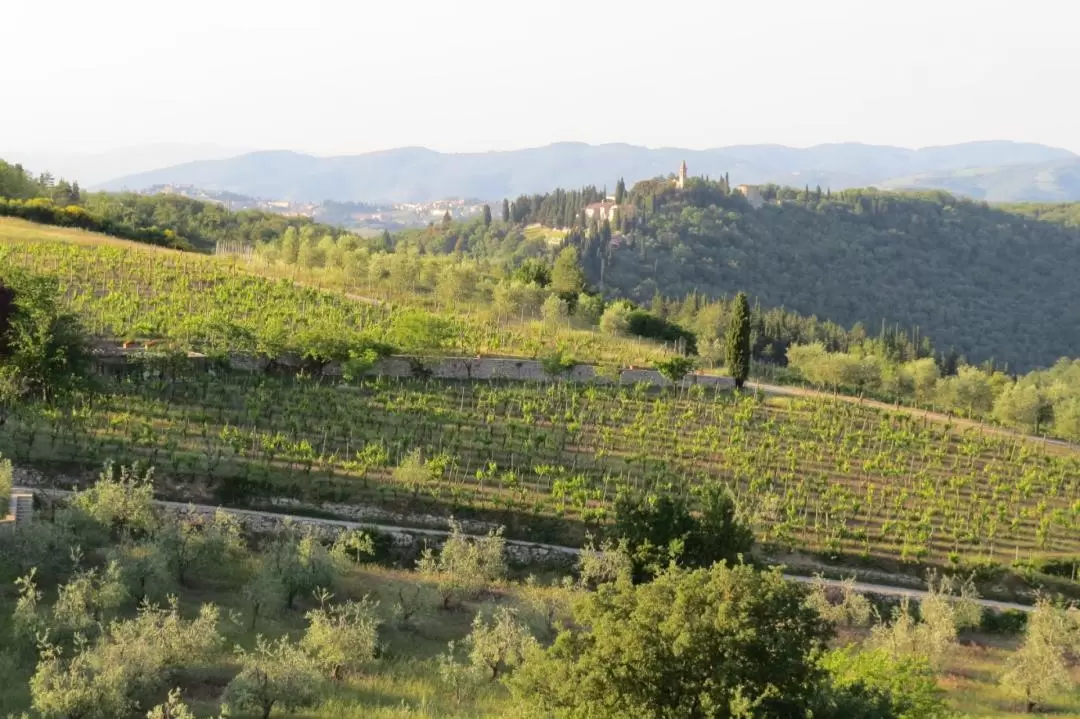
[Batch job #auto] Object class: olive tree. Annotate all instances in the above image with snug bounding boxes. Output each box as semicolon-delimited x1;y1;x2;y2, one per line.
258;525;340;611
417;520;506;609
30;600;222;719
1000;597;1080;713
464;606;538;679
153;509;246;586
869;573;981;670
68;462;158;543
146;689;198;719
301;595;381;680
222;635;322;719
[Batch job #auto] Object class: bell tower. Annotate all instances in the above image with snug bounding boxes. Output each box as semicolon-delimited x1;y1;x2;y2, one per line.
677;160;688;189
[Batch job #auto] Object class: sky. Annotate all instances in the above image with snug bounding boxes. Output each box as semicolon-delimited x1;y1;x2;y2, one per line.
4;0;1080;156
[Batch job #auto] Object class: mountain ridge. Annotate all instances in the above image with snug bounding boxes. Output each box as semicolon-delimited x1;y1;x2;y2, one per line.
94;141;1080;204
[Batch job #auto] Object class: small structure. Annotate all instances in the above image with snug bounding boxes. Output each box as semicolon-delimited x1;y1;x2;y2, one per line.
584;201;619;222
11;493;33;525
0;492;33;533
736;184;764;209
675;160;688;190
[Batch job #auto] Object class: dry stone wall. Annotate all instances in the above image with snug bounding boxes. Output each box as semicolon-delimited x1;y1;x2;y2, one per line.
92;344;735;390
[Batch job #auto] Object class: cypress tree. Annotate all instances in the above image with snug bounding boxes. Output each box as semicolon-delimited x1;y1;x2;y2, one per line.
501;198;510;223
726;292;751;389
482;204;492;227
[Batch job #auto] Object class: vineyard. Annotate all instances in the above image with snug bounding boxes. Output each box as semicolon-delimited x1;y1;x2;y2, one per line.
6;367;1080;566
0;218;674;365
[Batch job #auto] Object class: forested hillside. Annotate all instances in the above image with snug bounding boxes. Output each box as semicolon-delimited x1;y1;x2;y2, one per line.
581;180;1080;371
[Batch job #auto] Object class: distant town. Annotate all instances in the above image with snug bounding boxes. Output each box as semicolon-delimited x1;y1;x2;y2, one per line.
141;184;489;232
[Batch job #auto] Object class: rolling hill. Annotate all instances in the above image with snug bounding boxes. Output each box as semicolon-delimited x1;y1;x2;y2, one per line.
590;182;1080;371
879;158;1080;202
95;141;1079;203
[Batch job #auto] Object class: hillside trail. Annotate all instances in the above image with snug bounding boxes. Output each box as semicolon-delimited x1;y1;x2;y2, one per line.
12;484;1033;613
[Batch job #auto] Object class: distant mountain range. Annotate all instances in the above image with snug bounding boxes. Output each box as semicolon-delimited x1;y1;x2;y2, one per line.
87;141;1080;203
4;144;251;187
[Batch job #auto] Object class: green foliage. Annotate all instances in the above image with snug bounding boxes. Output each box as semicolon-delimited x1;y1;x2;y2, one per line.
509;563;832;718
0;197;193;251
146;688;198;719
329;529;376;565
655;356;696;384
153;509;246;586
550;247;586;297
576;539;635;589
804;576;873;629
69;462;158;542
611;486;753;579
222;635;322;719
935;365;999;415
520;575;576;638
388;309;454;353
540;346;576;377
601;183;1080;371
81;191;349;253
725;292;751;389
30;600;222;719
259;525;340;610
598;301;632;336
541;294;570;326
0;159;48;200
463;605;537;679
436;640;489;706
0;269;89;407
0;453;11;517
302;595;381;680
868;574;982;670
814;647;951;719
511;258;552;287
999;597;1080;712
50;561;128;640
107;538;173;602
417;521;506;609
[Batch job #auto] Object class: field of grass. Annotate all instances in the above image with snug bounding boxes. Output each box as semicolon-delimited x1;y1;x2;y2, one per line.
522;224;567;247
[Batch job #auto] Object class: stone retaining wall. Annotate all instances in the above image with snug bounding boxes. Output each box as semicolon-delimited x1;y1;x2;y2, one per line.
263;497;501;536
93;346;734;389
13;484;575;569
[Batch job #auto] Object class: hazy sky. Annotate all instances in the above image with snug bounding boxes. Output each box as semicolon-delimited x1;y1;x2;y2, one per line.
6;0;1079;155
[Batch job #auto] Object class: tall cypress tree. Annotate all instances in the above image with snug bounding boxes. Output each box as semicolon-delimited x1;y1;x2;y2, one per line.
482;204;492;227
726;292;751;389
501;198;510;224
